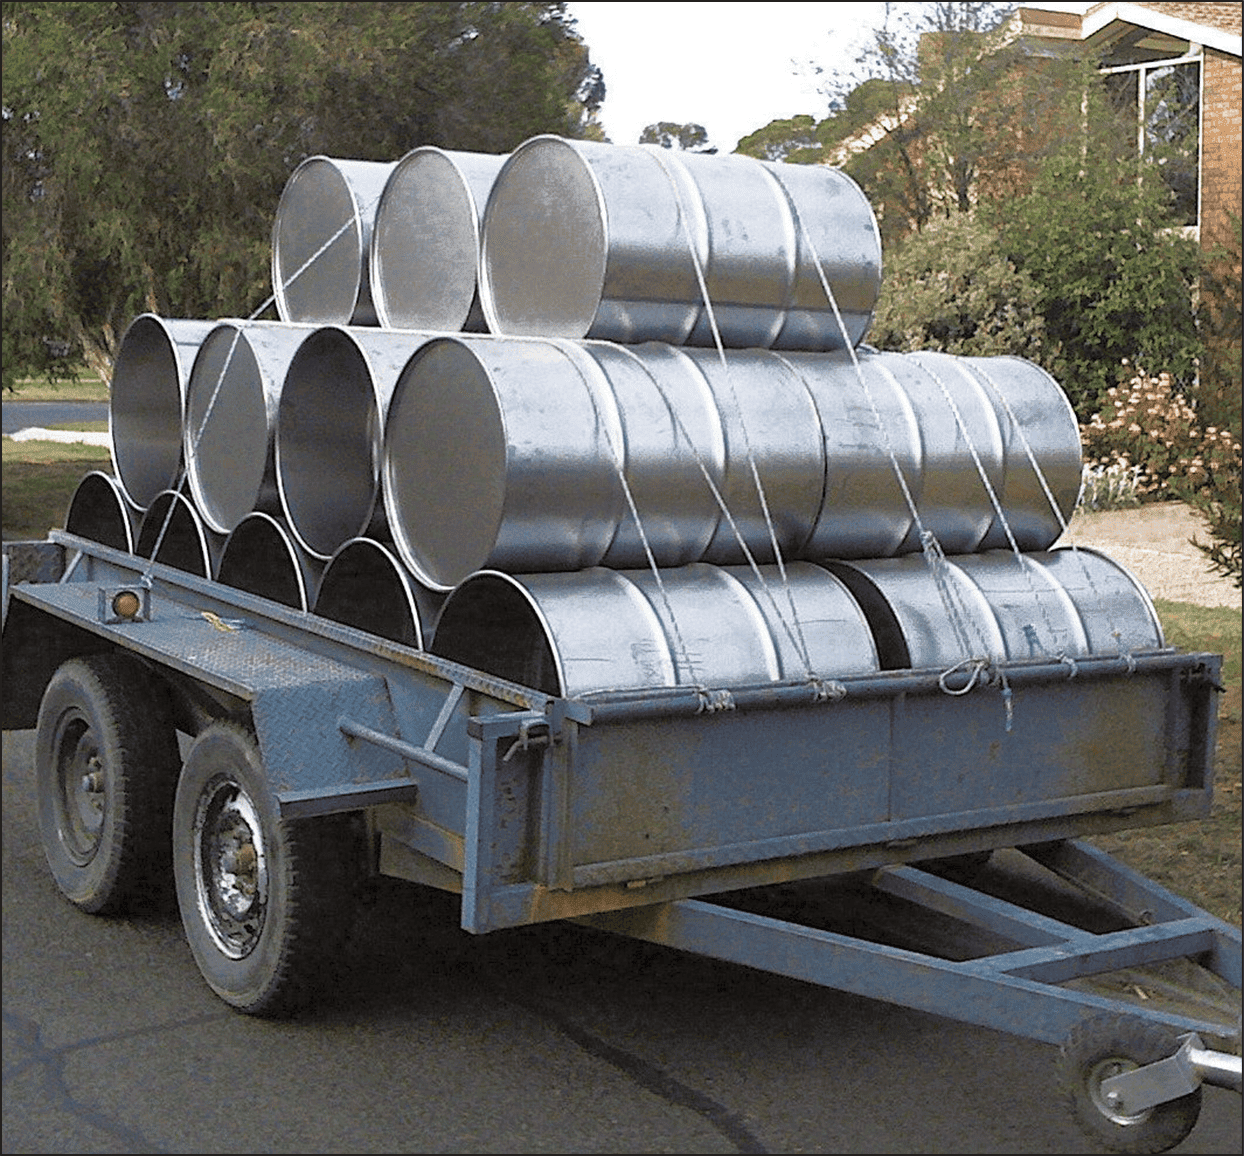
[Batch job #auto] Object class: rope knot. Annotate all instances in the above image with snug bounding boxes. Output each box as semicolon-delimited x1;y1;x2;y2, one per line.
695;687;736;714
811;678;847;703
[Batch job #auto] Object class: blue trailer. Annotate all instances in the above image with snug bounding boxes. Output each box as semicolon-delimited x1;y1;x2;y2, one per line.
3;532;1239;1153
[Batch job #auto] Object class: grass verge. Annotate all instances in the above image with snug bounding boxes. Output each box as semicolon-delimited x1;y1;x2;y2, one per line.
1;443;113;540
3;376;108;403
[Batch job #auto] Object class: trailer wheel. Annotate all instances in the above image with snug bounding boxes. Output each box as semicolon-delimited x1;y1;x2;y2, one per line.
1057;1014;1202;1153
35;652;181;914
172;721;361;1017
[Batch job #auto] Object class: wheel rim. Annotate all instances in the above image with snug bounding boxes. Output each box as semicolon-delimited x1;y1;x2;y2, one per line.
1087;1057;1154;1126
54;714;106;865
192;773;269;959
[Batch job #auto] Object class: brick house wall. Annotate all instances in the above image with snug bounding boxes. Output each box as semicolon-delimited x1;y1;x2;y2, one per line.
1200;45;1242;253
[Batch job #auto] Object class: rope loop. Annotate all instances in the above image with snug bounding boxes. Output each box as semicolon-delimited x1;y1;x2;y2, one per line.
1059;653;1080;679
938;657;993;696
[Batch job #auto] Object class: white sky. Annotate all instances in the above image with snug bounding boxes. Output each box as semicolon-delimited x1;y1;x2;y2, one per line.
565;2;1095;153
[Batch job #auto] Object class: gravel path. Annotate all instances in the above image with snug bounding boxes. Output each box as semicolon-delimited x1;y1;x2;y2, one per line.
1056;502;1240;609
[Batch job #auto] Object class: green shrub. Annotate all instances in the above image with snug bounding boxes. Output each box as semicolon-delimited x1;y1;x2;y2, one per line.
867;212;1050;361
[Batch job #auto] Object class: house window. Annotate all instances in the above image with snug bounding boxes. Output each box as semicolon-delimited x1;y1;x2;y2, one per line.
1101;57;1202;229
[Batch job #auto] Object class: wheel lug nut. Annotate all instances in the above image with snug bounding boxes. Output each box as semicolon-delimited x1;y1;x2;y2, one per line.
81;771;105;793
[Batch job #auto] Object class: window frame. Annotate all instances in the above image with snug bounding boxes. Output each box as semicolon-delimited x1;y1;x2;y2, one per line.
1098;48;1205;236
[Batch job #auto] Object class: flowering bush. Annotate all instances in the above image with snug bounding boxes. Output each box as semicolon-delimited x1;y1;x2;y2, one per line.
1080;362;1242;585
1077;460;1145;511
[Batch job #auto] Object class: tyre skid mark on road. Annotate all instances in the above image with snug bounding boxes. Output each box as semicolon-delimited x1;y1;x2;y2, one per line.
486;986;769;1153
2;1006;229;1153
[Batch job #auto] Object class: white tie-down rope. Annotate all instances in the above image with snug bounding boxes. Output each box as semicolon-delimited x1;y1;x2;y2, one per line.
966;358;1136;661
140;195;366;584
909;354;1069;658
786;198;1023;725
645;148;820;687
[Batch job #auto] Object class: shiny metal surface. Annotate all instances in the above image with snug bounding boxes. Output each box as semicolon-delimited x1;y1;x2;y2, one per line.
183;321;313;536
271;156;397;325
776;348;923;559
758;160;883;350
779;349;1083;558
824;549;1165;671
910;352;1082;551
109;314;217;510
371;147;507;332
276;326;434;560
215;510;323;611
561;339;724;568
135;489;222;579
890;350;1006;554
382;337;1083;589
64;472;137;554
478;136;881;349
629;345;825;565
430;562;878;697
382;335;829;589
382;335;624;591
313;536;443;649
1043;545;1166;654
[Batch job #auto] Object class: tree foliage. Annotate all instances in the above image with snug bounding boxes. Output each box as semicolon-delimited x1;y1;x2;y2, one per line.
2;1;603;388
638;121;716;152
987;71;1202;420
817;2;1030;246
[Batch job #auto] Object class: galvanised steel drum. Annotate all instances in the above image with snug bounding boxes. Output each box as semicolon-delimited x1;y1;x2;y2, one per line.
381;335;827;592
382;334;623;591
183;320;314;536
478;136;881;350
109;314;217;511
780;349;1082;558
271;156;396;326
619;343;825;566
276;326;434;561
64;472;137;554
775;348;925;560
216;510;323;611
908;352;1082;552
430;562;879;698
370;147;508;332
135;489;222;579
823;549;1164;671
313;536;443;649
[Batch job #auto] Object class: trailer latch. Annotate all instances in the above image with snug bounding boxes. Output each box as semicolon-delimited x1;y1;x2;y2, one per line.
503;718;551;761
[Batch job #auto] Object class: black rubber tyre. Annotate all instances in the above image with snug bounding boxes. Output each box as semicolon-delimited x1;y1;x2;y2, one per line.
172;721;362;1017
1058;1014;1202;1153
35;652;182;914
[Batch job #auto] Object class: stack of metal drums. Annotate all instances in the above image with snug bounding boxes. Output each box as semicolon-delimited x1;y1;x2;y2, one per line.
76;134;1164;699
